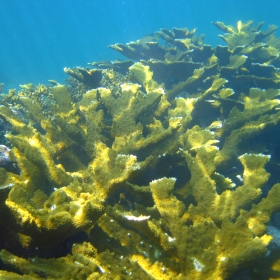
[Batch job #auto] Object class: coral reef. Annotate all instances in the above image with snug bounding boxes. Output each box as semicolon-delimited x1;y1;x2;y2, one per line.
1;20;280;279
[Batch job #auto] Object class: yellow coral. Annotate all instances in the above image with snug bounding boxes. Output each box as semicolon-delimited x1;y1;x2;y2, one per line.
1;20;280;279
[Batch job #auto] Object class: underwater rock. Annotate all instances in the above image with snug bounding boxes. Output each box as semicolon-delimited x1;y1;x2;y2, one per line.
267;225;280;252
0;145;11;167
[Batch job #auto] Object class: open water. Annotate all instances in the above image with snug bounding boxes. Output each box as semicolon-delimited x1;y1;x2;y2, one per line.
1;0;280;90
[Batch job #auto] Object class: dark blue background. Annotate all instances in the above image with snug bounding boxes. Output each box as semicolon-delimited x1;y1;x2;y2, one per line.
1;0;280;89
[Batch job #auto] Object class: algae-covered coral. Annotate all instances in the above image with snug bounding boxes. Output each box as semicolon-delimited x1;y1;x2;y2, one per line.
1;20;280;279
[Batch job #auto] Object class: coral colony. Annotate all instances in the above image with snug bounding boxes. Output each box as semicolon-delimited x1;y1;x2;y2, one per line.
1;21;280;279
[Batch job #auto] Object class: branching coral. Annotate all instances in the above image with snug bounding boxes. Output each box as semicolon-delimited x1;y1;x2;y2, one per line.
1;20;280;279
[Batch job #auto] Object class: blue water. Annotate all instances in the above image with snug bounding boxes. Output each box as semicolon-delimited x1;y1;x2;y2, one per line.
1;0;280;90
